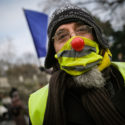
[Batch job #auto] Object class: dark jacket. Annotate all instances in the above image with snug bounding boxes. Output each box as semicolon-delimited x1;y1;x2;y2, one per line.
65;66;125;125
29;65;125;125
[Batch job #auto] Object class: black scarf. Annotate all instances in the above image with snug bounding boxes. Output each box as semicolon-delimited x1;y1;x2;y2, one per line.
43;68;125;125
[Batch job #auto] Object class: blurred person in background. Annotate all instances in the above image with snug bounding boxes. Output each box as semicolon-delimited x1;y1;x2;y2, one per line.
9;88;28;125
0;93;8;122
0;92;15;125
28;4;125;125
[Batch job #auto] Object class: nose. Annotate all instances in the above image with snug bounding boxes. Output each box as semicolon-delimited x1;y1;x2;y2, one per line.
70;32;76;37
69;28;77;37
71;37;85;51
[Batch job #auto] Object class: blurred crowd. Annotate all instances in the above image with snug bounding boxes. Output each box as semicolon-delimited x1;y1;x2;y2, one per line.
0;88;28;125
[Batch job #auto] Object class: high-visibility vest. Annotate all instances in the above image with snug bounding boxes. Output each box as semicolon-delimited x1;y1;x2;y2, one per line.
29;62;125;125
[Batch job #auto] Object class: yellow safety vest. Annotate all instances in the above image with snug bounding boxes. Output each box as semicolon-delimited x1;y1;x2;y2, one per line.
29;84;48;125
29;62;125;125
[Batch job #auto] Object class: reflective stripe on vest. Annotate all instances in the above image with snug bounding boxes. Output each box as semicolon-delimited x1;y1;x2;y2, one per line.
62;59;101;71
29;62;125;125
57;45;96;58
29;84;48;125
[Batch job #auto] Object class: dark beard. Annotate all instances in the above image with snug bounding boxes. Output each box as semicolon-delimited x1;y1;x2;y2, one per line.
73;67;105;88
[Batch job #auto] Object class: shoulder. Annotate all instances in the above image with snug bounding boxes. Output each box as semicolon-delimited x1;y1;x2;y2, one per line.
29;84;49;107
110;62;125;117
28;84;49;125
30;84;49;98
111;61;125;84
28;84;49;112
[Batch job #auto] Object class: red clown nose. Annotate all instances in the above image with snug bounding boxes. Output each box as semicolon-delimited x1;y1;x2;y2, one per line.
71;37;85;51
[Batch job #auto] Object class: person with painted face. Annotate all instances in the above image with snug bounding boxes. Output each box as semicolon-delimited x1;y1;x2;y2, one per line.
28;4;125;125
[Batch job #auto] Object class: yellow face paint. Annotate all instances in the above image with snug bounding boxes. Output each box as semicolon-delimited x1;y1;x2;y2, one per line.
55;36;103;76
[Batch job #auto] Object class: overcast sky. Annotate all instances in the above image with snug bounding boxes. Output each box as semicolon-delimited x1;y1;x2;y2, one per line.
0;0;124;64
0;0;43;59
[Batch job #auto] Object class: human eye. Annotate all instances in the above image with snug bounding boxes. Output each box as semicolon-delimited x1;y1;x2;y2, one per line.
76;25;92;35
76;26;86;32
55;29;69;42
58;33;68;41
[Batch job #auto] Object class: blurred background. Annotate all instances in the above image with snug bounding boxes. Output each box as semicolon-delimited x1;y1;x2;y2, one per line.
0;0;125;124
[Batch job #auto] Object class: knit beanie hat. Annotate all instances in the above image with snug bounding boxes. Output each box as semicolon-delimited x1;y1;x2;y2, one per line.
45;4;109;69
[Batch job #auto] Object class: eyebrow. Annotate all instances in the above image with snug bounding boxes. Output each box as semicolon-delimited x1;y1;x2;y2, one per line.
75;22;85;28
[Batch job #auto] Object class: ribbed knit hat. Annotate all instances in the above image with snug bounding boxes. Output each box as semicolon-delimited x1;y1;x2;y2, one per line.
45;4;109;68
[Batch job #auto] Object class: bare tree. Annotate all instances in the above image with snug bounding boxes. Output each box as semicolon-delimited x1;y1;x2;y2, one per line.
38;0;125;30
74;0;125;29
38;0;70;15
0;37;17;69
15;52;38;65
